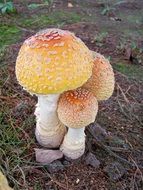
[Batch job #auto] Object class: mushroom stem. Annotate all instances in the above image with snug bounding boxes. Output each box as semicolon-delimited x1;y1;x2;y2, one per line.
35;94;66;148
60;128;86;159
66;128;85;142
58;88;98;159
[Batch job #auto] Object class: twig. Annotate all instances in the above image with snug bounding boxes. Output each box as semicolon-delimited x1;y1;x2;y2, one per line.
15;165;70;190
105;146;131;153
16;26;34;33
130;157;143;181
116;98;130;118
116;83;130;118
64;173;69;190
87;128;143;169
124;85;133;94
115;71;129;80
116;84;143;127
45;173;69;190
116;82;129;103
0;96;18;102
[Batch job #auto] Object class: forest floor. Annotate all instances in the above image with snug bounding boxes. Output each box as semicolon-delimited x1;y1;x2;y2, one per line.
0;0;143;189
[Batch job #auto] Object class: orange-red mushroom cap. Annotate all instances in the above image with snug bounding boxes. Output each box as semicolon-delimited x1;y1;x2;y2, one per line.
16;29;93;94
83;52;115;100
57;88;98;128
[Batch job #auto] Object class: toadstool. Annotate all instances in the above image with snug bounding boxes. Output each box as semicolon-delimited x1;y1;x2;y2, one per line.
83;51;115;101
57;88;98;159
15;28;93;148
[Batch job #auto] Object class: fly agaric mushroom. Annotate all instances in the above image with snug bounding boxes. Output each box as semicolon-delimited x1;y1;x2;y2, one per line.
15;28;93;148
57;88;98;159
83;52;115;100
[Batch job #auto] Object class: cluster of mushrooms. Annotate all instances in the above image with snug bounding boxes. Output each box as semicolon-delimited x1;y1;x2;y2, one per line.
15;28;115;160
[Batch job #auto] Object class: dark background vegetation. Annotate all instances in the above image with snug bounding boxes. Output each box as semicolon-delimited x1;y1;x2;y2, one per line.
0;0;143;189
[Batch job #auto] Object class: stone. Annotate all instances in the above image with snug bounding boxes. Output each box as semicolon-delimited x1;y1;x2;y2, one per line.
88;123;110;142
85;152;100;168
62;160;71;166
35;149;63;164
47;160;65;173
104;162;126;181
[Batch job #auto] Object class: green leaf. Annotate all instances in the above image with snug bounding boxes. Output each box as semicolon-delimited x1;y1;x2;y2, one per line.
101;8;108;15
1;6;7;14
0;1;16;14
6;2;14;12
114;1;126;6
44;0;52;4
28;3;41;9
0;3;4;9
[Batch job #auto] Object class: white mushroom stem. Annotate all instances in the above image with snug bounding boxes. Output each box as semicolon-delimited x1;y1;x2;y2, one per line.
60;127;86;159
35;94;66;148
66;128;85;143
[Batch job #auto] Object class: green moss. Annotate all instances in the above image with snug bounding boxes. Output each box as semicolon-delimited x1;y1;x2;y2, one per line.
0;25;21;48
119;10;143;25
21;11;82;29
0;11;81;51
113;62;143;81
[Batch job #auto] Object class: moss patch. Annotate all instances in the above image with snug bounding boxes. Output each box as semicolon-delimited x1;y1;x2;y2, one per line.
0;25;21;48
0;11;81;54
21;11;82;29
113;62;143;81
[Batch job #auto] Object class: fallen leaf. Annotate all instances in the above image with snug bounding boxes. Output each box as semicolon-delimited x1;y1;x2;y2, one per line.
34;148;63;164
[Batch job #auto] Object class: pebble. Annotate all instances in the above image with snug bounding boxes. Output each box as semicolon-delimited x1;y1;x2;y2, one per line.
35;149;63;164
85;152;100;168
104;162;126;181
47;160;65;173
88;123;110;142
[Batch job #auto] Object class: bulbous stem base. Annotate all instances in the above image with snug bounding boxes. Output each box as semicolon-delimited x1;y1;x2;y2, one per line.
35;94;67;148
60;128;85;159
35;122;66;148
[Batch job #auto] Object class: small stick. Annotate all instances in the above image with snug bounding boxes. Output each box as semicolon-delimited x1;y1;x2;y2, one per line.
117;83;129;103
87;128;143;169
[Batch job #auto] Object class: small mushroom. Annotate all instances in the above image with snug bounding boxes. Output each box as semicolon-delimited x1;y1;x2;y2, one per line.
57;88;98;159
83;52;115;100
15;29;93;148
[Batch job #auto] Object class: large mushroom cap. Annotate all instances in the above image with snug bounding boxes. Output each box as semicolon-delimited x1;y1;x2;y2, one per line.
57;88;98;128
16;28;93;94
83;52;115;100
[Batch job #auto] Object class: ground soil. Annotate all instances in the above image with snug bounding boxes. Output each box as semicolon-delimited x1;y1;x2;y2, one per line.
0;1;143;190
